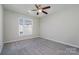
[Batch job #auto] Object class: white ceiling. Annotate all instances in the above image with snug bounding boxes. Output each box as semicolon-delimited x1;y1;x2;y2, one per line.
3;4;79;18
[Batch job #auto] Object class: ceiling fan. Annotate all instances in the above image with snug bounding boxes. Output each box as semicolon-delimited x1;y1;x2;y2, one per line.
32;4;51;15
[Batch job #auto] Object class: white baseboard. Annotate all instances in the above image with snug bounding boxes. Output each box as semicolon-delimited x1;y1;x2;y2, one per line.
41;37;79;48
3;36;79;49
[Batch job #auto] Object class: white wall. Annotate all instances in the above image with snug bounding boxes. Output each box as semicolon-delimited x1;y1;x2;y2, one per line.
40;5;79;48
0;5;3;53
4;10;40;43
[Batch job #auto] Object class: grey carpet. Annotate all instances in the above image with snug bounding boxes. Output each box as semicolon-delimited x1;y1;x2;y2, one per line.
1;37;79;55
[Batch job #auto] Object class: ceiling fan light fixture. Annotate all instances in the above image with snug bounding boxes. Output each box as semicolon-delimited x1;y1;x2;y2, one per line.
38;9;42;13
32;4;51;15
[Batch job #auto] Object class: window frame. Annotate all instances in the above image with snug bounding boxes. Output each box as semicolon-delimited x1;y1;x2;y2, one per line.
18;16;33;36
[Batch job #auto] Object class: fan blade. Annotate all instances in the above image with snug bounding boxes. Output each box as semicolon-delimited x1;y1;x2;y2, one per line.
32;9;37;11
35;4;39;9
42;11;48;14
42;6;50;9
37;12;39;15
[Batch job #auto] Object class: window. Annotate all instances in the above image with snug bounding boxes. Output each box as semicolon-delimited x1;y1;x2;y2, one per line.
19;16;32;36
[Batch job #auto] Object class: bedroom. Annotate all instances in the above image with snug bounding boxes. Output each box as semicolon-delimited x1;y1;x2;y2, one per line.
0;4;79;55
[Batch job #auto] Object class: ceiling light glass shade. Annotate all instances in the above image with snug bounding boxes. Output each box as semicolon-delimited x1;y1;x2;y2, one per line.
38;9;42;13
